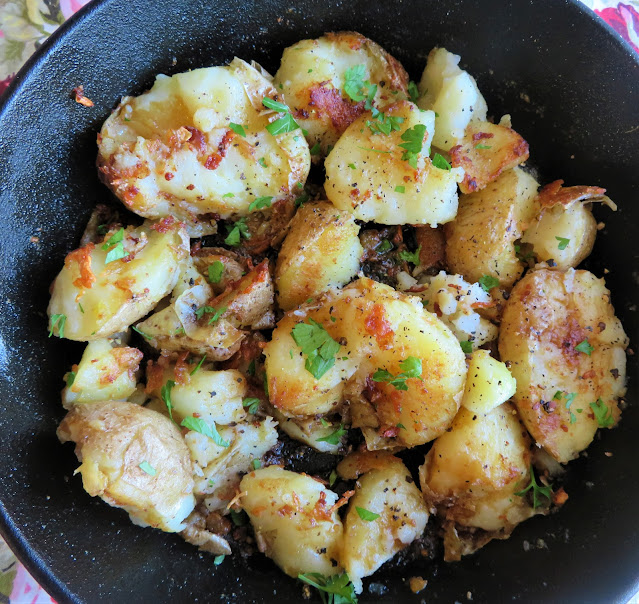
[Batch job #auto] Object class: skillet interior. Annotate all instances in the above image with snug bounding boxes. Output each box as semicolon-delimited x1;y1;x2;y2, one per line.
0;0;638;601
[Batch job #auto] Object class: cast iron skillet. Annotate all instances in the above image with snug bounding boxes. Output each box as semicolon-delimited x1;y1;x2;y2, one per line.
0;0;638;601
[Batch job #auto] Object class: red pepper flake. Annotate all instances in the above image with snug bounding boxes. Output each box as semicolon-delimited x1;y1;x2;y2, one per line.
472;131;494;141
65;243;96;289
552;487;569;506
150;216;176;233
72;85;94;107
186;184;195;190
165;172;174;181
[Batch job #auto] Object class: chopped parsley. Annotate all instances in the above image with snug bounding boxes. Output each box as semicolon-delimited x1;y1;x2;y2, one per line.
460;340;473;354
247;360;256;376
291;319;341;380
181;416;230;447
395;185;405;193
377;239;393;253
432;153;452;171
348;163;356;170
355;507;380;522
316;424;347;445
252;459;262;470
262;97;289;112
399;124;427;168
222;192;235;198
478;274;500;292
161;380;176;421
49;314;67;338
399;247;421;265
224;218;250;247
366;112;405;136
138;461;157;476
190;356;206;376
310;142;321;155
555;236;570;250
243;397;260;415
78;301;84;314
195;305;227;325
475;143;492;150
229;509;247;526
407;80;419;103
329;469;338;487
248;196;273;212
372;356;423;391
590;398;614;427
214;555;225;566
229;122;246;137
266;112;300;136
515;464;553;508
295;193;310;207
208;261;224;284
298;572;357;604
343;64;370;102
575;339;594;356
102;228;128;264
65;371;76;387
131;325;152;341
258;157;267;168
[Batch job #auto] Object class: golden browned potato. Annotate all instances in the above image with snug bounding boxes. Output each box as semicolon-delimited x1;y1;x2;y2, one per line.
275;201;363;310
521;180;615;270
240;466;344;577
338;451;428;593
273;31;408;157
416;47;488;150
57;401;195;532
445;167;539;289
449;120;530;194
62;339;143;408
98;58;310;236
48;220;189;341
419;404;536;561
325;101;464;225
264;278;467;448
498;269;628;462
461;350;517;414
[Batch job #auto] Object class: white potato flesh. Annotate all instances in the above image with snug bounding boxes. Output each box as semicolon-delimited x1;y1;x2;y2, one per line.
62;339;142;408
184;417;278;510
98;58;310;235
461;350;517;414
264;278;467;448
340;455;428;594
325;101;463;225
417;47;488;150
48;221;189;341
57;401;195;532
498;269;628;462
276;201;363;310
419;271;498;349
240;466;344;577
419;404;535;560
445;167;540;289
273;31;408;156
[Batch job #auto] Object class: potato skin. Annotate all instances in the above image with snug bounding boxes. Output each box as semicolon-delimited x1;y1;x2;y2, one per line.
276;201;362;310
498;269;628;462
445;167;539;289
325;101;463;225
273;31;408;157
240;466;344;577
98;58;310;235
57;401;195;532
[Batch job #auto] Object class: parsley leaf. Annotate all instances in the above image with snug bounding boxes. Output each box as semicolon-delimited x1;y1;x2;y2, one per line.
555;236;570;250
295;193;310;207
298;572;358;604
247;360;256;376
460;340;473;354
262;97;289;113
258;157;267;168
348;163;357;170
102;228;129;264
243;397;260;415
372;356;423;391
208;261;224;284
291;319;341;379
230;509;247;526
478;274;500;292
377;239;393;253
229;122;246;137
355;507;380;521
181;416;230;447
475;143;492;150
131;325;152;341
65;371;76;386
395;185;405;193
590;398;615;427
366;113;405;136
49;314;67;338
266;113;300;135
214;555;225;566
310;142;321;155
248;196;273;212
190;356;206;376
316;424;347;445
407;80;419;103
329;470;338;486
432;153;452;171
575;339;594;356
399;124;427;168
224;218;250;247
161;380;176;421
343;64;368;101
222;192;235;198
515;464;553;508
252;459;261;470
138;461;156;476
195;305;226;325
399;247;421;265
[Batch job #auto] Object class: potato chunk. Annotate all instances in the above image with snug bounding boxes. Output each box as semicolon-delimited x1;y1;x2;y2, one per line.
338;452;428;593
273;31;408;157
419;404;536;561
449;120;530;194
276;201;363;310
48;220;189;341
62;339;142;408
57;401;195;532
264;278;466;448
416;48;487;150
98;58;310;235
445;167;539;289
325;101;463;225
240;466;344;577
498;269;628;462
461;350;516;414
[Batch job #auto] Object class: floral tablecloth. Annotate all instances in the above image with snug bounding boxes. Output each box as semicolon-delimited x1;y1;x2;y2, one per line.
0;0;638;602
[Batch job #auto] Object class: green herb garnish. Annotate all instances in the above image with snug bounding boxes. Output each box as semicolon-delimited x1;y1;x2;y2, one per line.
243;397;260;415
181;416;230;447
555;236;570;250
478;274;500;292
49;314;67;338
590;398;614;427
399;124;427;168
316;424;347;445
515;464;553;508
460;341;473;354
399;246;421;265
161;379;176;421
248;196;273;212
224;218;250;247
575;339;594;356
208;261;224;284
432;153;452;171
138;461;157;476
291;319;341;380
298;572;358;604
355;507;380;522
372;356;423;391
229;122;246;137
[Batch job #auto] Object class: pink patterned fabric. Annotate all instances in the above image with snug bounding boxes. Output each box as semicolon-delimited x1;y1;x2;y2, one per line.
9;566;55;604
596;3;639;52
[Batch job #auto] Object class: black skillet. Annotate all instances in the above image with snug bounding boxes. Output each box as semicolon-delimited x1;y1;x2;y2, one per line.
1;0;638;602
